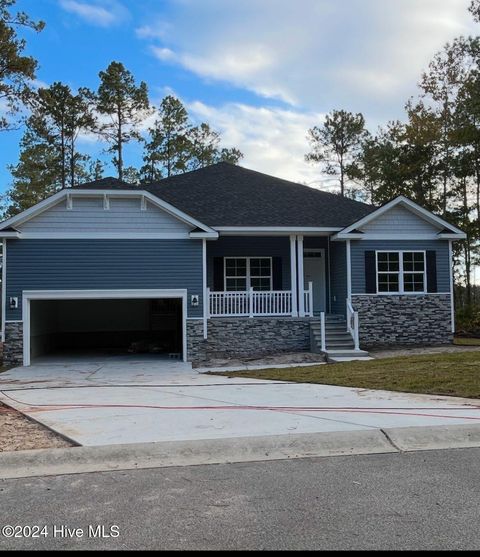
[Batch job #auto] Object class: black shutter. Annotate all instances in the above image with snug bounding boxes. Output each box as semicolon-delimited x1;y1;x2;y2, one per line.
272;257;282;290
213;257;224;291
426;250;437;293
365;251;376;293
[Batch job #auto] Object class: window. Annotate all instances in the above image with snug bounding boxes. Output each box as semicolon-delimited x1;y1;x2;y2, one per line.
224;257;272;291
376;251;426;294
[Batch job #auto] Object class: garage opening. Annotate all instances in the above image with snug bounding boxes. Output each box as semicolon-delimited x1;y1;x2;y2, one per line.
29;297;183;362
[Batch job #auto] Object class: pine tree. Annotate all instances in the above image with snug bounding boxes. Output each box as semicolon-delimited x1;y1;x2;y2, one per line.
0;0;44;130
142;95;190;180
96;61;150;180
305;110;368;197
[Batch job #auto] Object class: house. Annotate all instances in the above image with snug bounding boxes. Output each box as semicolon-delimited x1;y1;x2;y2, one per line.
0;162;465;367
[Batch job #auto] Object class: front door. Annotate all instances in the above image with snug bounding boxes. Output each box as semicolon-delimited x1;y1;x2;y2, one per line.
304;249;326;314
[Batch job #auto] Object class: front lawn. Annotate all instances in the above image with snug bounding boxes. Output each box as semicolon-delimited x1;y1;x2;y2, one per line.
209;351;480;399
453;337;480;346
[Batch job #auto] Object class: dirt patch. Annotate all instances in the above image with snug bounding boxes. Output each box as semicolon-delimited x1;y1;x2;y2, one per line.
193;351;324;369
370;344;480;359
0;402;73;452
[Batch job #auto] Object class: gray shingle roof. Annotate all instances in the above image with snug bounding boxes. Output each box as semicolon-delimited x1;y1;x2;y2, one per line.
76;163;375;228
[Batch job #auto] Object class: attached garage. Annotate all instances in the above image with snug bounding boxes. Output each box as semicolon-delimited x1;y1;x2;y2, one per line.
23;289;187;365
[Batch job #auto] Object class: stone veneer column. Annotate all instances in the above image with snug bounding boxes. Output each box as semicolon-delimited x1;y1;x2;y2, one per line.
3;322;23;366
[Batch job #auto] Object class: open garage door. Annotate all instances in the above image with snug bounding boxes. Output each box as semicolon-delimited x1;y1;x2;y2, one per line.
23;290;187;365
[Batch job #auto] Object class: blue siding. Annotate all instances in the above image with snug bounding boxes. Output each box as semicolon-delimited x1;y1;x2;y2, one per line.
329;241;347;314
351;240;450;294
6;239;203;320
207;237;292;290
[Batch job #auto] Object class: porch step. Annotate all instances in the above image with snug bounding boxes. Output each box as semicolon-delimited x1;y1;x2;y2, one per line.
326;350;373;363
309;318;371;361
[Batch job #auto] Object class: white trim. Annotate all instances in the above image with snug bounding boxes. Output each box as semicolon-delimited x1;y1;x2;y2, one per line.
375;250;427;295
346;239;352;300
103;194;110;211
334;233;461;241
21;288;188;366
1;239;5;342
334;196;466;239
14;232;196;240
66;193;73;210
202;239;208;339
189;231;219;239
0;189;217;236
0;231;20;239
290;235;298;316
449;240;455;333
215;227;342;232
297;235;305;317
140;195;147;211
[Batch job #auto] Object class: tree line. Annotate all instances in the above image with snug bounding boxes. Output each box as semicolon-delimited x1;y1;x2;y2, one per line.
0;1;243;218
305;0;480;315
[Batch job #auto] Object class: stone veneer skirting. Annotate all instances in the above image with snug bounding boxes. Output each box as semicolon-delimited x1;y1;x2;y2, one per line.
187;317;311;362
351;294;452;348
3;322;23;366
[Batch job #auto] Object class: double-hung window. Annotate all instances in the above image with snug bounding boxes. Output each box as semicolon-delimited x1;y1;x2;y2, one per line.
376;251;426;294
224;257;272;291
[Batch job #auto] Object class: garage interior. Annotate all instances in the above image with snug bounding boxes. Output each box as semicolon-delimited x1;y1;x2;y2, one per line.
29;298;183;362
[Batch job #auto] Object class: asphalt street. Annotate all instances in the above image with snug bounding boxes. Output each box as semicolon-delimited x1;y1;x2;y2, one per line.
0;448;479;550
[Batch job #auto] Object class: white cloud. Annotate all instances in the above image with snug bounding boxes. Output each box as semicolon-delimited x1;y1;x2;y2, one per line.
187;100;331;188
59;0;128;27
138;0;476;120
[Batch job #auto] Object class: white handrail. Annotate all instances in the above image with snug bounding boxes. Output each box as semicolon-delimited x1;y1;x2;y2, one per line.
346;298;360;351
320;311;326;352
209;289;293;317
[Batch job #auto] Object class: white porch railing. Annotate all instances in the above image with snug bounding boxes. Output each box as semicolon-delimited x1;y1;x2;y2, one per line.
303;281;313;317
346;298;360;350
208;284;313;318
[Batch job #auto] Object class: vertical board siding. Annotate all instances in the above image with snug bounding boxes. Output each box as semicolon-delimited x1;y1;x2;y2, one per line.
350;240;450;294
207;237;292;290
329;241;347;315
18;197;191;233
5;239;203;319
360;205;440;235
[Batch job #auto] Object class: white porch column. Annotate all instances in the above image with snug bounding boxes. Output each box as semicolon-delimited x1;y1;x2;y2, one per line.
202;239;208;339
290;235;298;316
346;239;352;300
297;235;305;317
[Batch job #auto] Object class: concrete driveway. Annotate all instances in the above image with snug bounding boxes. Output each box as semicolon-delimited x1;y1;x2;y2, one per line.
1;355;479;447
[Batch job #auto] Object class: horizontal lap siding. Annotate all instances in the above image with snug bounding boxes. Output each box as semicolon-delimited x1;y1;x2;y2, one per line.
350;240;450;294
207;237;291;290
5;239;203;319
18;198;191;233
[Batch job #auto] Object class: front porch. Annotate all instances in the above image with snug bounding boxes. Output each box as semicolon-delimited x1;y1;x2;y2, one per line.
200;235;365;360
205;235;339;319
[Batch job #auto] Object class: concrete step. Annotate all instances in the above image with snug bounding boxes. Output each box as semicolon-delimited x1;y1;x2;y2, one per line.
325;314;345;321
328;355;374;362
326;343;356;350
326;349;371;362
325;333;353;340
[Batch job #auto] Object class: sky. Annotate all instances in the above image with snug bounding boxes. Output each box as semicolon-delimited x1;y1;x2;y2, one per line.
0;0;478;196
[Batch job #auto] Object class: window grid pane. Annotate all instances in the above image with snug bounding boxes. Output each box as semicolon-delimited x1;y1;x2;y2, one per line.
224;258;272;291
376;252;425;294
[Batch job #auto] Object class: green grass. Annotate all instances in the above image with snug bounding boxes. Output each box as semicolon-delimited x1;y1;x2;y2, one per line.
453;337;480;346
209;351;480;399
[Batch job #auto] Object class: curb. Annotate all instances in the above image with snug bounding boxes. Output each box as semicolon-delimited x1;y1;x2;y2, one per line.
1;424;480;480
